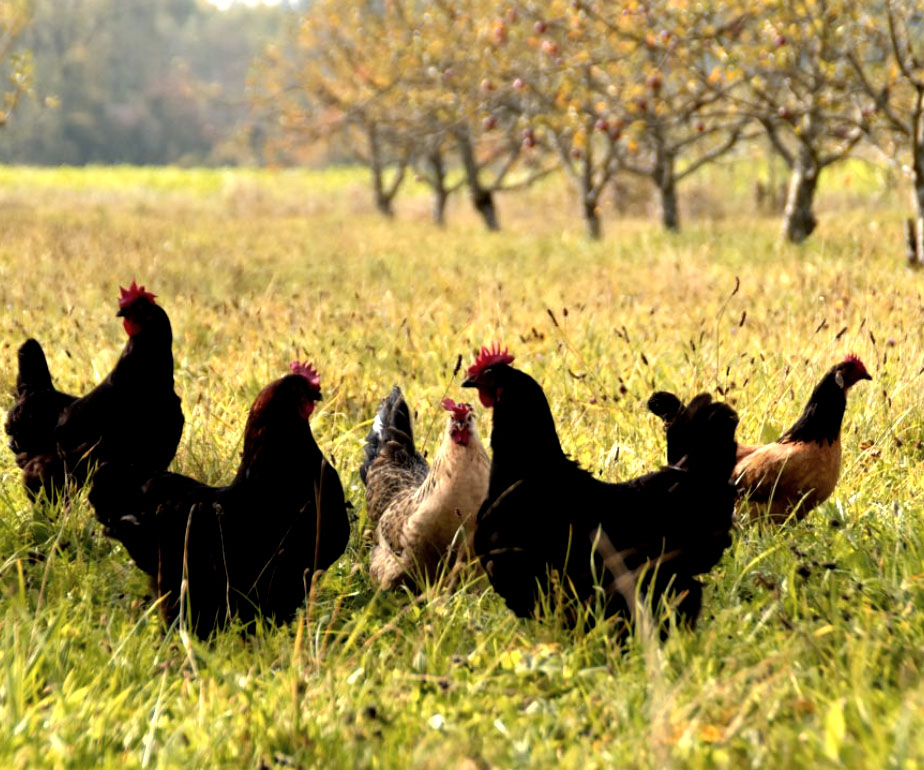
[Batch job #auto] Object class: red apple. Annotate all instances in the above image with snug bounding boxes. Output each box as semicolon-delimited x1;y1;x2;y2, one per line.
541;39;560;56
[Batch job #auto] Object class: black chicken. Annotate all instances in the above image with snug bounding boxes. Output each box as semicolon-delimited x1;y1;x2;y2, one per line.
463;345;739;631
5;281;184;499
89;362;350;638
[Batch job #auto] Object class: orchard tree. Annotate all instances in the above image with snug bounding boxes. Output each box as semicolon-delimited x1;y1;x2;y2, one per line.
254;0;411;217
709;0;871;243
0;0;32;127
481;0;746;237
480;2;623;239
842;0;924;236
393;0;554;230
579;0;750;231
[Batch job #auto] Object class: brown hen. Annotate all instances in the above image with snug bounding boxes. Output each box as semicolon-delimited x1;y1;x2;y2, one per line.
733;354;872;522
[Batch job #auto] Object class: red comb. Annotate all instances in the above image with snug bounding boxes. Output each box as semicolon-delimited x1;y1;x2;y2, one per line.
289;360;321;389
467;343;515;378
118;280;157;309
844;353;864;366
441;398;473;421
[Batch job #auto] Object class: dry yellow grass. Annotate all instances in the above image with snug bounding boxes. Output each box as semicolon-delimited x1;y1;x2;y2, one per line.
0;165;921;768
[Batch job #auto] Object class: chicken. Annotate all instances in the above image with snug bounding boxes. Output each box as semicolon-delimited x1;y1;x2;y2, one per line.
4;339;78;500
5;281;184;500
730;354;872;522
463;345;739;631
360;387;489;590
89;362;350;638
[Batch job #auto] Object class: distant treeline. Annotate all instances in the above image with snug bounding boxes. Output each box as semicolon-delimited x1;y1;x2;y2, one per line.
0;0;296;166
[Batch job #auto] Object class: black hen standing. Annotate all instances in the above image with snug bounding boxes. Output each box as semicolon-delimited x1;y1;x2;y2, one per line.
89;362;350;638
463;345;739;631
5;281;184;499
5;339;78;499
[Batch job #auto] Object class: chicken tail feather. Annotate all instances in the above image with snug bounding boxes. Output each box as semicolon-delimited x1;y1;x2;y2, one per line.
667;393;739;479
647;391;684;424
16;338;53;396
360;385;419;484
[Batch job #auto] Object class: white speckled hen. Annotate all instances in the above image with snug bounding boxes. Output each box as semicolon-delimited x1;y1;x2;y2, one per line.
360;387;489;590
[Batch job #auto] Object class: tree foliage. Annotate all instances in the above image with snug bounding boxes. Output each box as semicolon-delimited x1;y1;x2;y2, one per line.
0;0;32;128
254;0;924;240
841;0;924;224
0;0;286;165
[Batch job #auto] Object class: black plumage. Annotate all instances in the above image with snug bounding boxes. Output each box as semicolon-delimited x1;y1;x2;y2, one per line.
90;371;350;638
5;285;184;499
465;360;738;631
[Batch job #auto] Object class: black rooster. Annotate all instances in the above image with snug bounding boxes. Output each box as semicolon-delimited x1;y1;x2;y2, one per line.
90;362;350;638
463;345;739;631
5;281;184;499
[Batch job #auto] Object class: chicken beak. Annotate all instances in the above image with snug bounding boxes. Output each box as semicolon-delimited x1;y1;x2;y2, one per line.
861;371;872;381
461;376;476;388
116;307;126;318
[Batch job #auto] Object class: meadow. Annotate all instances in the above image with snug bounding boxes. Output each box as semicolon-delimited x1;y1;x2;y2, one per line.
0;163;922;768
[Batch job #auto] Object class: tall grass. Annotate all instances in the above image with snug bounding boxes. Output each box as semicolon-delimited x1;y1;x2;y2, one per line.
0;166;921;768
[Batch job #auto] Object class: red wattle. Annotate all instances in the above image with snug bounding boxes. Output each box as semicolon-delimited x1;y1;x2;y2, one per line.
451;428;471;446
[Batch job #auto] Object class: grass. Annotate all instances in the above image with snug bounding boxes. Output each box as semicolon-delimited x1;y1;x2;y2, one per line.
0;164;922;768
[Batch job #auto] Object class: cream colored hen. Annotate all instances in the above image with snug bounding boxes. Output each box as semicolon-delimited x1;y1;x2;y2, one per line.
360;388;490;590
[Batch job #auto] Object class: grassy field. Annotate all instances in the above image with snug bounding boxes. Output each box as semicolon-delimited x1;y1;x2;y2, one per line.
0;165;922;769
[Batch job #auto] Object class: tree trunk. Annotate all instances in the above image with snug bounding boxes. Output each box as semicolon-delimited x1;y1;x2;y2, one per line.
457;131;500;231
583;196;601;240
433;188;449;227
427;151;449;227
913;149;924;224
472;189;499;231
655;150;680;231
658;181;680;231
781;159;819;243
368;123;395;218
372;174;394;217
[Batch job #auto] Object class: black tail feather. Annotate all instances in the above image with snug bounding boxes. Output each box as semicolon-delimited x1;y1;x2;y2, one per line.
647;391;684;424
667;393;739;477
16;338;53;395
359;385;418;485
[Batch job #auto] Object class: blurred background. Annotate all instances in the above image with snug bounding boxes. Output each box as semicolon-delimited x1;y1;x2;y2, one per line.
0;0;922;252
